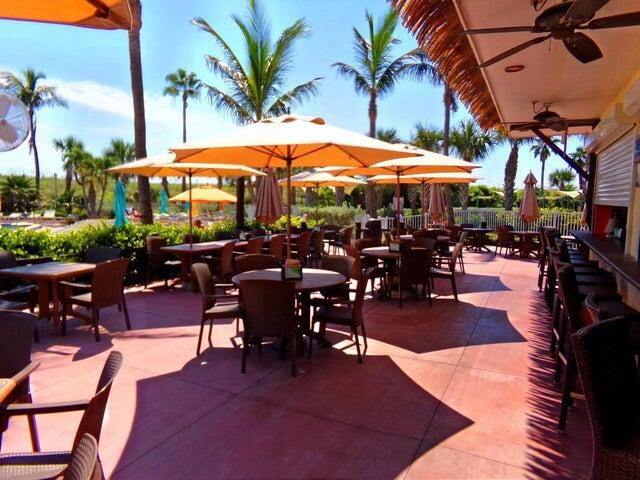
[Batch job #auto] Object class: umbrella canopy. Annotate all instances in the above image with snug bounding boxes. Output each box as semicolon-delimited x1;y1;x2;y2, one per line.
170;186;237;204
255;169;283;226
170;114;420;258
159;188;169;215
113;178;128;228
520;172;541;223
429;183;446;223
0;0;133;29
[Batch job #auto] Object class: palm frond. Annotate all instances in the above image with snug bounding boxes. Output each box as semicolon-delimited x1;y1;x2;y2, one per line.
266;77;322;116
204;83;253;124
192;17;247;79
332;62;370;95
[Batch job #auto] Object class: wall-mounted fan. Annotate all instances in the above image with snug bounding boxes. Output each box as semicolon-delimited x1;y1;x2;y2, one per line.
508;104;599;132
0;92;29;152
464;0;640;68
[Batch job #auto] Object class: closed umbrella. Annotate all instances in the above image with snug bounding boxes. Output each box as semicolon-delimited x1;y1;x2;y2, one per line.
255;168;283;225
170;114;419;258
280;171;365;222
159;188;169;215
113;178;128;228
429;183;446;223
521;172;541;223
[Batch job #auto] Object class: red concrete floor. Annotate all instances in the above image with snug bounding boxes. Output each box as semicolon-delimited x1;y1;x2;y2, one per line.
2;250;592;479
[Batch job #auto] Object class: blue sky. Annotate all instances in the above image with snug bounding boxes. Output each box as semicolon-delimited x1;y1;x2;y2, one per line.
0;0;582;188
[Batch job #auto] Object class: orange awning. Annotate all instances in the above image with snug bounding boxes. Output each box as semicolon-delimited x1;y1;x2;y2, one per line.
0;0;133;30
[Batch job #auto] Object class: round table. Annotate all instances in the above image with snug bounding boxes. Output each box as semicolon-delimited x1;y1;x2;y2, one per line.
462;227;493;253
232;268;346;347
509;231;541;258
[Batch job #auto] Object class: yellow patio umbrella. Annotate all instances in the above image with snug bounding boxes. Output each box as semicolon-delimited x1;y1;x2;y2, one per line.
279;171;365;222
109;158;264;245
520;172;541;223
170;114;419;258
0;0;133;29
369;172;481;228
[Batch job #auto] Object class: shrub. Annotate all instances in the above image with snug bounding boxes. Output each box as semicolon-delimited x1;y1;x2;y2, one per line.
295;206;363;226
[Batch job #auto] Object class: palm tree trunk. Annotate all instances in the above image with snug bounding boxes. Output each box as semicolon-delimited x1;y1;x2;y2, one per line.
128;0;153;224
366;91;378;217
503;143;518;210
217;177;223;189
97;180;108;215
236;178;245;228
65;166;73;194
335;186;345;206
459;184;470;209
28;112;40;190
246;176;254;201
442;84;455;224
161;177;170;195
88;181;97;216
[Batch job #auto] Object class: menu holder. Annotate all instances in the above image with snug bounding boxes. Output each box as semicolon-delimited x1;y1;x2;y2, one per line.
239;231;249;241
281;259;303;280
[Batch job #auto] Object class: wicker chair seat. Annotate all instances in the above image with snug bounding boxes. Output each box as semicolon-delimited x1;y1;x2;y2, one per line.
0;450;69;479
205;303;241;317
314;304;356;326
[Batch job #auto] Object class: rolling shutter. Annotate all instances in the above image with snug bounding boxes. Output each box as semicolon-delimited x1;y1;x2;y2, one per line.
595;129;636;207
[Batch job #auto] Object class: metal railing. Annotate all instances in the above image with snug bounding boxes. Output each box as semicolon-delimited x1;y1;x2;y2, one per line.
359;209;585;237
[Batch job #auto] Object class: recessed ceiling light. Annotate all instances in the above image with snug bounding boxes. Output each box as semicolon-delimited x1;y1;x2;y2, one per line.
505;65;525;73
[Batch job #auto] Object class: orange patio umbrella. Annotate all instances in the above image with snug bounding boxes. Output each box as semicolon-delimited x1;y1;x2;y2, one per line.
520;172;541;223
170;114;419;258
0;0;133;29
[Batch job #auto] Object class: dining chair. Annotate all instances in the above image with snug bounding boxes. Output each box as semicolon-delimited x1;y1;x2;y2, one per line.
429;242;464;301
209;241;235;282
309;270;370;363
144;236;180;288
239;279;298;376
395;248;433;308
293;231;312;266
0;351;123;480
495;226;514;257
182;233;201;244
309;230;325;267
0;311;40;452
571;316;640;479
60;259;131;341
245;237;264;255
0;251;38;314
266;234;286;263
191;263;241;355
62;433;100;480
84;246;122;264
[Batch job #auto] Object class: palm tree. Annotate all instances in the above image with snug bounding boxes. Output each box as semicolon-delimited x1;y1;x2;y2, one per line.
104;138;135;185
66;145;97;215
549;168;576;191
128;0;152;224
450;119;498;208
163;68;202;192
571;146;588;191
530;137;559;207
53;136;83;194
4;69;66;190
193;0;322;228
501;136;532;211
333;9;434;216
412;123;443;152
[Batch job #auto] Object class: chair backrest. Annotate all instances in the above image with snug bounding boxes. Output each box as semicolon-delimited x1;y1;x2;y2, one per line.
73;351;123;450
557;265;584;333
235;254;278;274
268;234;286;262
0;251;19;291
191;263;216;311
313;230;325;253
182;233;200;244
321;255;355;281
85;246;122;264
246;237;264;254
354;237;375;252
496;226;511;246
341;226;354;248
91;259;129;309
352;270;370;325
399;249;431;285
383;231;393;246
448;225;461;242
297;231;312;257
219;241;235;279
571;317;640;449
342;245;363;280
413;237;436;250
0;310;36;400
448;242;464;272
63;433;99;480
146;235;167;254
251;227;266;237
458;231;468;244
240;279;296;338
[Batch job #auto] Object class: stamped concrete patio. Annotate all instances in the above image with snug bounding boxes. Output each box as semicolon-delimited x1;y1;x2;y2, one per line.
2;251;592;479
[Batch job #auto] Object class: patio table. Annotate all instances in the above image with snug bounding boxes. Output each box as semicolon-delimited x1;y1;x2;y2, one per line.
462;227;493;253
160;240;235;287
509;231;541;259
0;261;96;329
0;378;16;403
232;268;345;347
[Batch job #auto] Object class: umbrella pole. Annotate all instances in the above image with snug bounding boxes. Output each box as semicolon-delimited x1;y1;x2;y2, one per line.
286;159;292;259
421;180;426;230
396;172;401;237
316;183;319;225
188;172;193;248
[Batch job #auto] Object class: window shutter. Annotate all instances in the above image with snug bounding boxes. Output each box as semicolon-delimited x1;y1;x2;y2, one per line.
595;129;636;207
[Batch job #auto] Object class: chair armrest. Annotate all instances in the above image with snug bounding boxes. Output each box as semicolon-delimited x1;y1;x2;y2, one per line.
204;294;238;302
11;361;40;386
0;284;36;296
59;281;91;290
1;399;90;417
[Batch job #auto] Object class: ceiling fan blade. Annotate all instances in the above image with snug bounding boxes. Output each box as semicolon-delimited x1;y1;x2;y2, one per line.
0;122;18;144
479;35;550;68
585;11;640;30
564;118;600;127
0;95;12;118
562;32;603;63
563;0;610;26
508;123;538;132
464;26;538;35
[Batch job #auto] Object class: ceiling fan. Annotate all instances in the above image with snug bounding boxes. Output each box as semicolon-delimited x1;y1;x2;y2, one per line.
508;105;599;132
464;0;640;68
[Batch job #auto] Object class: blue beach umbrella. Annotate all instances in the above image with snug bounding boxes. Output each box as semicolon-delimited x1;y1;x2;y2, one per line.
160;188;169;214
114;179;128;228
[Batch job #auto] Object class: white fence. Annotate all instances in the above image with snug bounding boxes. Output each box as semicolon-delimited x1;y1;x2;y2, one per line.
363;209;585;237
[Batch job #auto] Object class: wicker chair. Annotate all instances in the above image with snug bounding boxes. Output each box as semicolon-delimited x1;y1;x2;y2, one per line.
309;230;325;267
0;251;38;314
60;259;131;341
430;242;464;301
84;246;122;264
182;233;200;244
0;351;123;480
394;248;433;308
310;271;370;363
571;317;640;480
235;254;278;274
245;237;264;255
209;241;235;283
292;231;312;266
191;263;241;355
62;433;100;480
0;311;40;452
239;279;299;376
309;255;354;309
332;226;354;254
266;234;286;264
144;236;180;287
495;226;514;257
